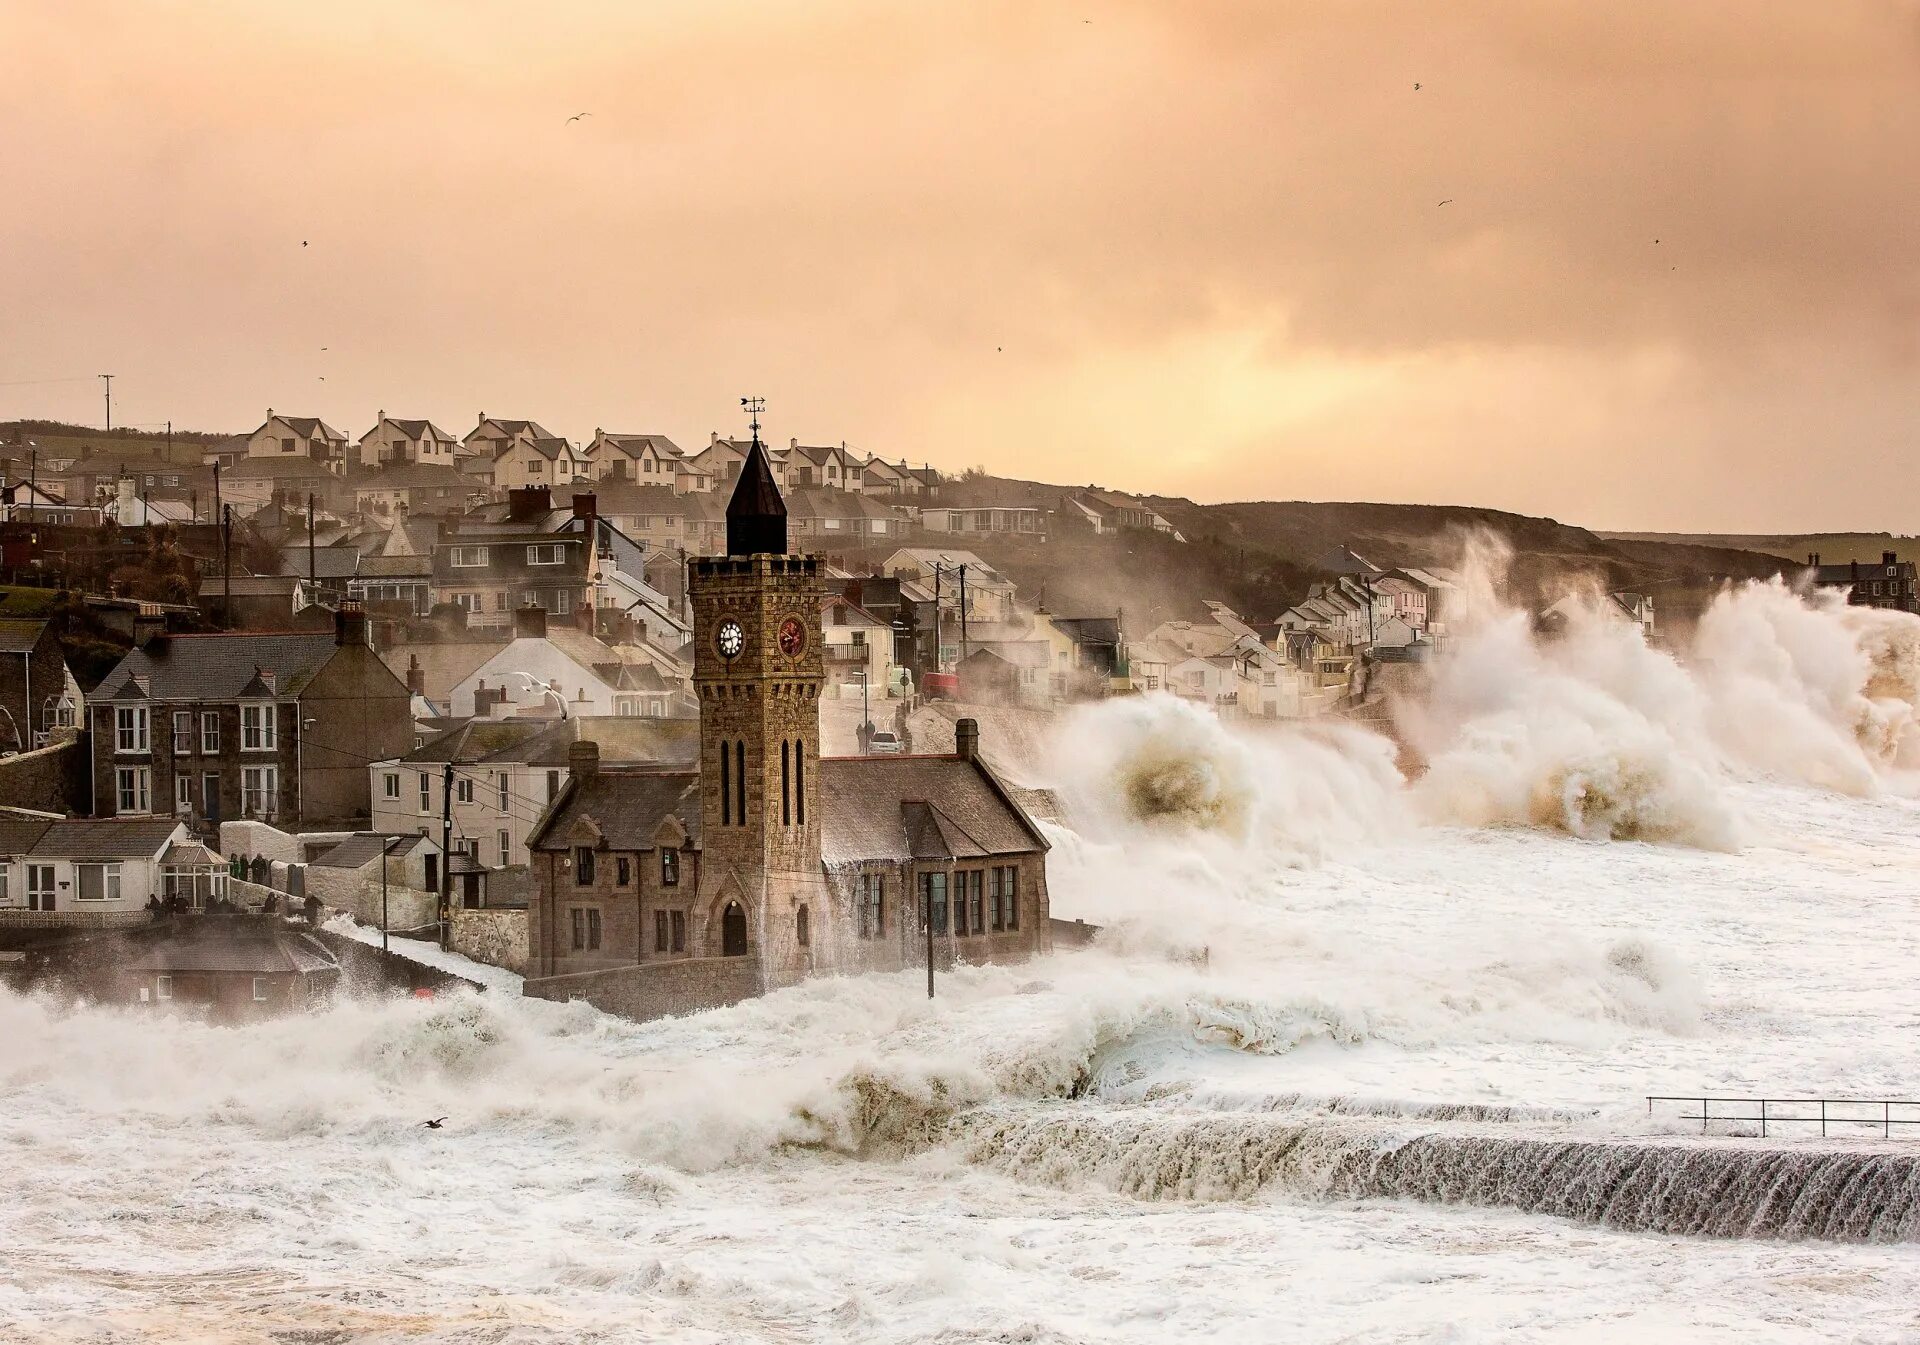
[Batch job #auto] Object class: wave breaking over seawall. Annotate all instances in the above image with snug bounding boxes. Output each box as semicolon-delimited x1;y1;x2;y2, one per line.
949;1104;1920;1243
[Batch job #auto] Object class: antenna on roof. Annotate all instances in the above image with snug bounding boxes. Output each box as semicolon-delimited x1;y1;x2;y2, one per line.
740;396;766;451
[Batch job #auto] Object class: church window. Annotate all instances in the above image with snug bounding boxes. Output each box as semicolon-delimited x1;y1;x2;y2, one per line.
969;870;985;935
858;873;884;939
654;910;668;954
573;846;596;885
952;878;967;936
989;867;1004;931
1003;865;1020;929
795;741;805;825
781;740;791;827
720;741;731;825
587;908;602;949
672;910;686;952
661;848;680;886
735;741;746;825
796;904;810;947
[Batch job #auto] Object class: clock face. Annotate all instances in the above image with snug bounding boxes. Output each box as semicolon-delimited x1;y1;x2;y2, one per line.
715;617;744;659
777;616;807;658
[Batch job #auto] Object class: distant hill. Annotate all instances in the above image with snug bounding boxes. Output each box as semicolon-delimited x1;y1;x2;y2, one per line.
1601;531;1920;567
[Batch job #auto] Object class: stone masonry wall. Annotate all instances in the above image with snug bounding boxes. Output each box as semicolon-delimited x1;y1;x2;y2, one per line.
521;955;761;1022
449;907;528;974
0;737;87;815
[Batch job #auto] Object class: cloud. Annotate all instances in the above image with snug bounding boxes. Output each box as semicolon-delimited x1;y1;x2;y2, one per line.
1;0;1916;530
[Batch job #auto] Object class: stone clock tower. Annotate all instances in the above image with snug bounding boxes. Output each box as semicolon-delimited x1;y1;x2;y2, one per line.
687;429;827;988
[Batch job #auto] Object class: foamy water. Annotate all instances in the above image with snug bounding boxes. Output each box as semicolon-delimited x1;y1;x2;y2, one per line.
10;578;1920;1340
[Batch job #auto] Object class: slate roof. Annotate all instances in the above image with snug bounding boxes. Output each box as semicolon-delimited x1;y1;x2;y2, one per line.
0;817;55;856
278;546;361;580
355;554;432;578
196;575;301;597
816;755;1047;865
271;416;347;442
727;440;787;555
131;934;338;975
312;833;432;869
95;633;342;701
27;818;182;859
361;417;455;442
226;457;341;480
528;769;701;852
599;432;684;458
0;618;50;654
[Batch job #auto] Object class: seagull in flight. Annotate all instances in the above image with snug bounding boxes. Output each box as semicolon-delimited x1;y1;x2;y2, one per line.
422;1117;448;1129
1437;199;1454;207
567;112;591;123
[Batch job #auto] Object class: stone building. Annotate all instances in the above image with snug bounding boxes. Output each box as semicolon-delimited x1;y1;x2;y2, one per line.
522;437;1050;1019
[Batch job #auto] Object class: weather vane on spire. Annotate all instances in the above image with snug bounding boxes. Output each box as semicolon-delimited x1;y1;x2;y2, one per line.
739;396;766;450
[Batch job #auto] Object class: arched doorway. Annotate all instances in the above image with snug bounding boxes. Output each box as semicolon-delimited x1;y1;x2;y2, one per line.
722;901;748;957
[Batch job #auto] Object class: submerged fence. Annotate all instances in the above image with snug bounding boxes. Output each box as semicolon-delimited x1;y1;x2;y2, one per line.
1648;1096;1920;1139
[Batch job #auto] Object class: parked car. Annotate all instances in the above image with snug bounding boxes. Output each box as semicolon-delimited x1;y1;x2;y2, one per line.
866;731;903;755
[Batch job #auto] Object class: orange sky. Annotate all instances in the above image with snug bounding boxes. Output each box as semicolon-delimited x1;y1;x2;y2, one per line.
3;0;1917;531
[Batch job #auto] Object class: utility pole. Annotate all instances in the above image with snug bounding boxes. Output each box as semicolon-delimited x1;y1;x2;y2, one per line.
958;564;970;665
925;877;935;1000
99;374;114;431
379;834;403;955
212;461;221;527
221;504;232;627
439;762;454;950
27;448;35;525
931;563;944;672
307;494;316;597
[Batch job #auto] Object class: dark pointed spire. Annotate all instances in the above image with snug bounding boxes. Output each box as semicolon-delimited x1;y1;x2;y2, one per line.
726;438;787;556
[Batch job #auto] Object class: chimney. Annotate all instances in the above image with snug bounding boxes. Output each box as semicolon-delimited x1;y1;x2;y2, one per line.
1885;551;1898;567
508;485;551;520
791;437;799;449
954;717;980;763
405;654;425;695
334;600;367;647
710;431;719;447
568;738;600;782
1851;560;1860;582
1808;552;1817;566
513;604;549;639
571;492;597;522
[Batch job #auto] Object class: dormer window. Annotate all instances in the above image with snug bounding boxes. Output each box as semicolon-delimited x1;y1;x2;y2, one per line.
526;544;565;566
450;546;488;568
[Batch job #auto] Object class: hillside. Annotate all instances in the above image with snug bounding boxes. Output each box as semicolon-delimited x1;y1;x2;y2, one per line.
1601;531;1920;567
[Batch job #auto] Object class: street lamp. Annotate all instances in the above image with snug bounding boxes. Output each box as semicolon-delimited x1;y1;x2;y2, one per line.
378;834;404;954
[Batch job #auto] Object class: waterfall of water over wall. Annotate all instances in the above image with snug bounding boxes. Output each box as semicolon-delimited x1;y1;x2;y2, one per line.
950;1105;1920;1242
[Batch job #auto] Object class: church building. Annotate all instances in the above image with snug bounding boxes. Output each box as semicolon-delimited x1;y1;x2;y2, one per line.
521;437;1050;1019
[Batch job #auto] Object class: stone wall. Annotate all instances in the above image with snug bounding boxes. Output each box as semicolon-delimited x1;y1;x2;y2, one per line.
305;863;438;932
449;907;528;974
0;737;87;815
522;955;761;1022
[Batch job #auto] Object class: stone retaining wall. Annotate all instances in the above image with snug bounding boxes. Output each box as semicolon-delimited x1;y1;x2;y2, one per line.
449;907;528;975
522;955;761;1022
0;737;88;815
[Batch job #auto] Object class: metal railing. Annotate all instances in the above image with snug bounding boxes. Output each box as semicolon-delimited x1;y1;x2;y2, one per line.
1647;1095;1920;1139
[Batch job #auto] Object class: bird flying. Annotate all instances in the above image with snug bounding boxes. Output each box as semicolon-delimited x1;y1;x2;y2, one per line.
1414;82;1421;90
567;112;591;123
1438;199;1453;206
422;1117;448;1129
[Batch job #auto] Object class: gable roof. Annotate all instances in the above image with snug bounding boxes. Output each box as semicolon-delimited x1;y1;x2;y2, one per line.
0;618;51;654
130;933;338;975
269;415;347;442
0;816;55;855
96;633;344;701
311;833;434;869
816;755;1048;865
28;817;183;859
527;769;701;852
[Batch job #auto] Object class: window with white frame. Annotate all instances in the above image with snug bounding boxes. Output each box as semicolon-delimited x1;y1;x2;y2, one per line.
172;711;194;755
115;766;151;814
76;862;123;901
450;545;488;567
115;705;150;753
497;774;509;810
242;766;278;817
155;973;172;1001
455;776;474;804
241;703;277;751
526;543;565;566
201;711;220;753
0;862;9;905
419;772;432;812
383;772;400;799
252;977;269;1002
498;829;511;867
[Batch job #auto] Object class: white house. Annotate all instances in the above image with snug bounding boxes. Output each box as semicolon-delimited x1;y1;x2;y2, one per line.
244;411;348;466
357;414;459;469
0;817;199;928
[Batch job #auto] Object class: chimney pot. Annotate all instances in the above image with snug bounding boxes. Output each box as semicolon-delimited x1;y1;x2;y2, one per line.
1851;560;1860;581
955;717;980;763
568;738;600;781
406;654;425;696
334;600;367;647
571;492;597;521
1885;551;1898;567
